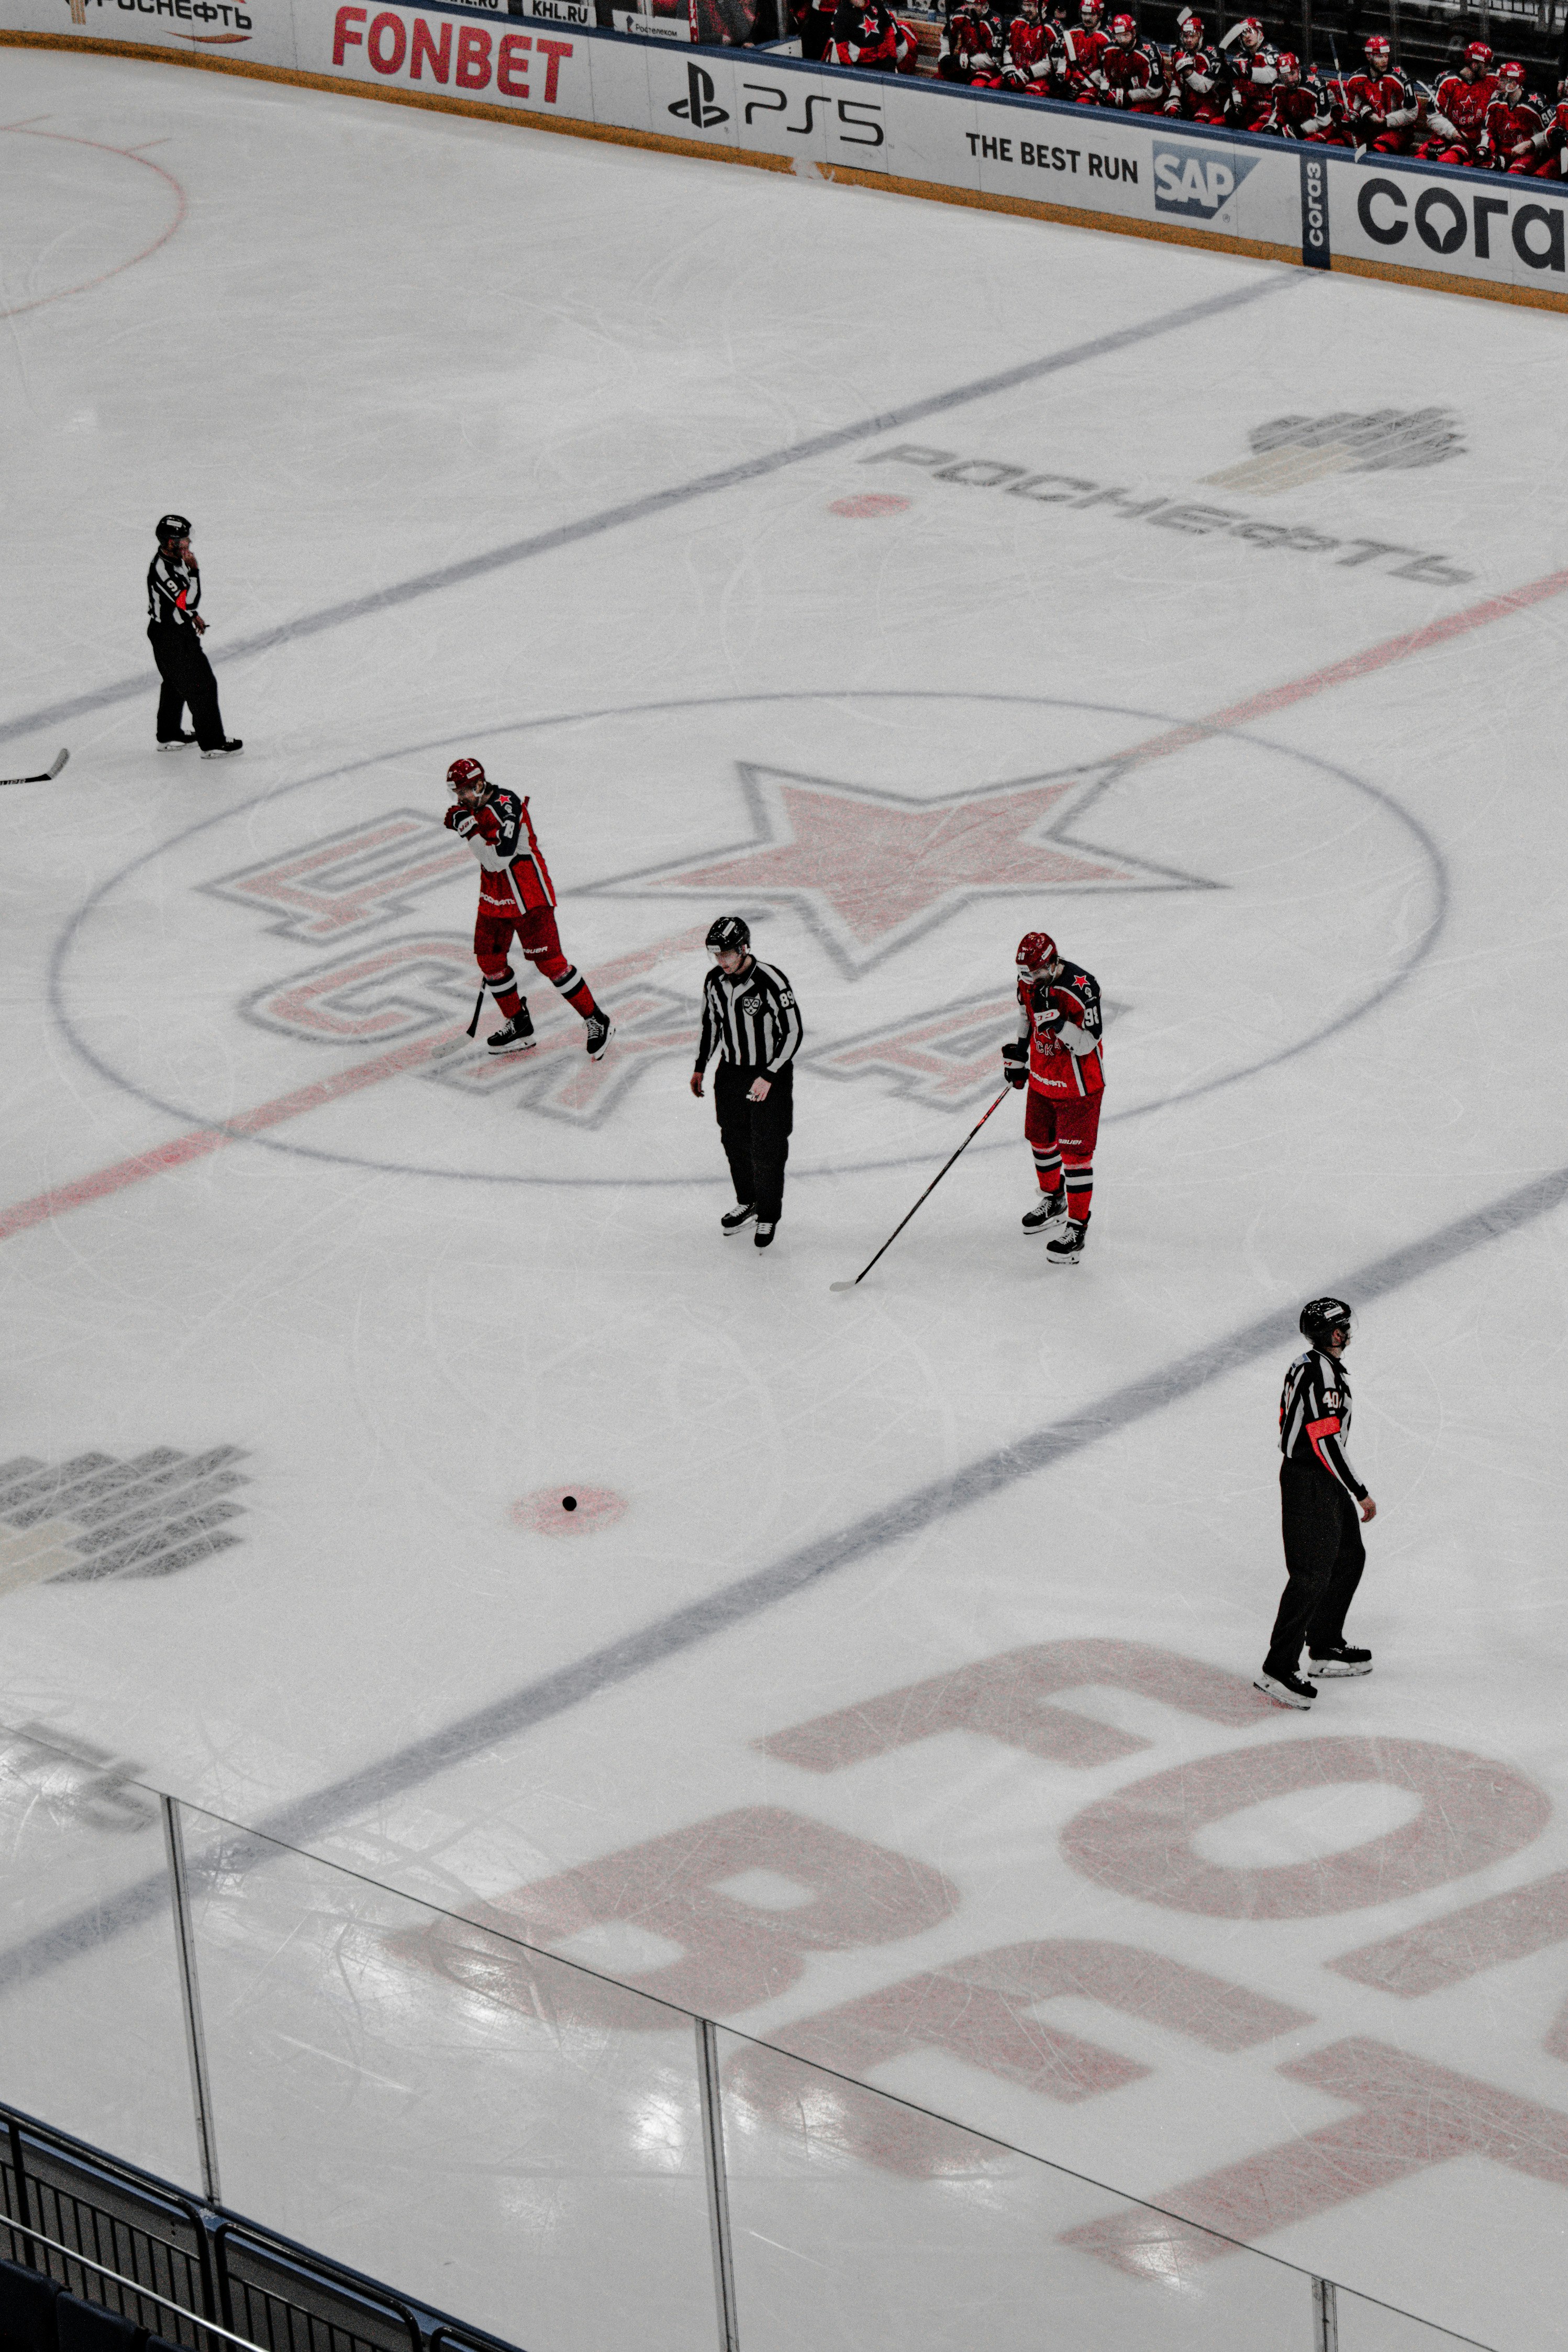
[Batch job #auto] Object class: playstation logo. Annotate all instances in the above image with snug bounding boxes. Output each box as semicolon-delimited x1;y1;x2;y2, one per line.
668;61;729;127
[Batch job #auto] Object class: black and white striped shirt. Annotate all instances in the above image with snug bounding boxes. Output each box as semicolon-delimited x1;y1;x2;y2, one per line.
1279;1348;1366;1498
695;958;803;1076
147;551;201;628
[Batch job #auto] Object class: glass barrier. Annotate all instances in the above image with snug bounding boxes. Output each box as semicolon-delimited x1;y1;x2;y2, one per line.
716;2026;1307;2352
177;1804;716;2352
0;1726;199;2189
0;1728;1502;2352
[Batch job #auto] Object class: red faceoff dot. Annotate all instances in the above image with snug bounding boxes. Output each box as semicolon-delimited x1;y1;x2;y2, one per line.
828;493;911;519
511;1486;627;1536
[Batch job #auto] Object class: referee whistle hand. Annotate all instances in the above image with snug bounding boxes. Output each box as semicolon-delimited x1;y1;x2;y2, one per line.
1360;1494;1377;1522
690;1073;704;1098
748;1077;772;1102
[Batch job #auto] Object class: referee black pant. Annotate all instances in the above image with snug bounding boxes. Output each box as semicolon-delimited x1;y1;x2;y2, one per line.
715;1062;793;1224
148;622;228;750
1264;1460;1366;1676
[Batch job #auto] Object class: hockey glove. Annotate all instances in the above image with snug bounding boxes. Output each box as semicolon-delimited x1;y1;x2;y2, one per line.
443;807;480;837
1002;1040;1029;1090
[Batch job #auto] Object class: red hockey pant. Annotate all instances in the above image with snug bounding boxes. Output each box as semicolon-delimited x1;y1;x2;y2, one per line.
474;906;597;1024
1025;1088;1102;1222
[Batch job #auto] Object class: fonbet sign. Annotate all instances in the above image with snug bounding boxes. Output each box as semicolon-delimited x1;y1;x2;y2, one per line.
5;0;1565;306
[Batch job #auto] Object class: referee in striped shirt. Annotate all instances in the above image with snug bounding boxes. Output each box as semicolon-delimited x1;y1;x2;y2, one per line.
690;916;803;1250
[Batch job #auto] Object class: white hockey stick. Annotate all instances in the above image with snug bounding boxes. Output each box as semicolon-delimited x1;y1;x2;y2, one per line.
0;748;70;790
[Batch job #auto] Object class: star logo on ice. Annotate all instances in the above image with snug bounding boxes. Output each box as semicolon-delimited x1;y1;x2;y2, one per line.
600;763;1217;974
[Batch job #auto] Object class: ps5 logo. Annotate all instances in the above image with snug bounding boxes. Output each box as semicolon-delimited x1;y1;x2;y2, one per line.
669;61;729;127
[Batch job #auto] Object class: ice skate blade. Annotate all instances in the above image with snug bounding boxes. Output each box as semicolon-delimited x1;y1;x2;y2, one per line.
1308;1656;1373;1677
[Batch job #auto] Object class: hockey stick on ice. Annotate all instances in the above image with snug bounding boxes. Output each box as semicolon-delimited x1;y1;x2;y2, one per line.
830;1088;1011;1293
430;987;486;1059
0;748;69;789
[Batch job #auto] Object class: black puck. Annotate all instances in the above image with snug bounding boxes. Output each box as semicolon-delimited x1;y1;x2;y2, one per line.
562;1495;577;1512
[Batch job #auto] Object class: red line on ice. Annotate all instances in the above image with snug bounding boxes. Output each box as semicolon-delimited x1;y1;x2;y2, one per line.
5;567;1567;1243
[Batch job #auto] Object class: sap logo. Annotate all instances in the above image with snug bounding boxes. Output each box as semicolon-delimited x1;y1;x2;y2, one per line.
669;61;728;127
1152;143;1260;219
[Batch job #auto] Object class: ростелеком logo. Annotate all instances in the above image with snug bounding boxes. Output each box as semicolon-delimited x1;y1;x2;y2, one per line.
1152;141;1261;221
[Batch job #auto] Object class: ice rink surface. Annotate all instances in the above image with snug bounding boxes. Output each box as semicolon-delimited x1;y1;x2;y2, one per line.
3;48;1568;2352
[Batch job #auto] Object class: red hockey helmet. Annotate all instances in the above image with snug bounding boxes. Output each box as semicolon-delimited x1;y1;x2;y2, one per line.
1237;14;1263;43
447;757;488;798
1363;32;1389;59
1177;9;1204;45
1464;39;1493;70
1498;57;1523;84
1276;47;1299;75
1077;0;1102;24
1109;10;1135;35
1016;930;1058;978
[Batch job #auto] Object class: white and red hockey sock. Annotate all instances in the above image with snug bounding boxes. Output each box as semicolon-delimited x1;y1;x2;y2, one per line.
1032;1148;1063;1193
1064;1162;1093;1222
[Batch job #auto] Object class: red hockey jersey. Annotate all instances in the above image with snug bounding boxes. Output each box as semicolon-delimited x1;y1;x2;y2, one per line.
1018;961;1105;1100
445;787;558;917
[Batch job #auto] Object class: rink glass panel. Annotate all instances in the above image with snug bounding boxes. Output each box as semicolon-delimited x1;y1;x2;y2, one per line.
715;2024;1316;2352
0;1728;199;2188
177;1805;715;2352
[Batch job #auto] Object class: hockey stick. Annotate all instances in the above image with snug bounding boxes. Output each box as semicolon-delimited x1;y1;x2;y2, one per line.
0;748;69;790
430;988;486;1059
830;1088;1011;1293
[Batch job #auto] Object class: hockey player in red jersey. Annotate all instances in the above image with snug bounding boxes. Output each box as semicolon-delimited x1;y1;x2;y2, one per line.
1481;61;1545;167
1164;11;1226;120
1002;0;1062;94
1341;35;1423;152
1262;53;1344;140
1059;0;1109;97
1512;77;1568;172
1097;13;1165;107
1001;930;1105;1264
938;2;1005;81
1420;42;1496;163
829;0;900;69
442;759;613;1061
1224;16;1279;130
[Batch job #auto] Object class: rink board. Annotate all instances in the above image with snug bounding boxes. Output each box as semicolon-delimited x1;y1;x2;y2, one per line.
4;0;1566;312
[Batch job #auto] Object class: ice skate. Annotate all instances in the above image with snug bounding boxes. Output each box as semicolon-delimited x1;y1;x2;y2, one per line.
201;738;244;758
753;1222;777;1250
1022;1188;1066;1235
1307;1644;1373;1677
158;733;196;751
584;1009;614;1061
1044;1216;1087;1264
721;1204;757;1236
1254;1669;1317;1709
486;1007;536;1056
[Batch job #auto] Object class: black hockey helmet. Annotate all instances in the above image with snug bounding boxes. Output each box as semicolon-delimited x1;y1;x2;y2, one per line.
706;915;751;953
156;513;192;542
1300;1296;1353;1348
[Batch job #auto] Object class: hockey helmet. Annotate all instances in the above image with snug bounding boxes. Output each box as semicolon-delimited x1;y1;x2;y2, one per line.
1364;32;1391;59
706;914;751;955
1299;1297;1353;1349
1238;14;1264;42
1109;12;1135;37
155;513;192;543
1464;39;1493;69
1176;7;1204;41
1277;48;1299;75
1498;56;1524;84
446;757;488;797
1016;929;1058;978
1077;0;1102;24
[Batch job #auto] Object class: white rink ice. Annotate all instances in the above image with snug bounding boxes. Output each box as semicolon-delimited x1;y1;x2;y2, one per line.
3;46;1568;2352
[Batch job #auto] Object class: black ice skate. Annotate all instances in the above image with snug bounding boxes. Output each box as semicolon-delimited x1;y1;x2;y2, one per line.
486;1006;536;1056
158;733;196;751
1022;1188;1066;1235
1254;1669;1317;1710
1307;1644;1373;1677
721;1204;757;1236
584;1010;614;1061
201;739;244;758
753;1222;777;1250
1044;1215;1087;1264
